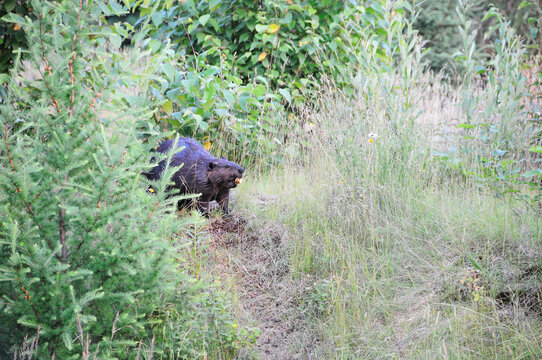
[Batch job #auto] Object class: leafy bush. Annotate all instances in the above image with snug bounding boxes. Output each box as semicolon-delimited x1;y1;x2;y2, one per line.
104;0;404;165
0;0;32;73
141;0;345;90
436;4;542;200
147;52;289;166
413;0;542;72
0;0;252;357
140;0;407;91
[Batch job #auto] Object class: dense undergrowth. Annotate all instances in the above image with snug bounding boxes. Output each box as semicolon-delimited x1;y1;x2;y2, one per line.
235;76;541;357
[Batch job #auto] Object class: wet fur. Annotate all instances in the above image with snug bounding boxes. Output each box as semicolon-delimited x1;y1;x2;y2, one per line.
144;138;244;214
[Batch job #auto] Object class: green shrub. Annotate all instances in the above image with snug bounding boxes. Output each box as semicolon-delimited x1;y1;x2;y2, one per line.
412;0;542;73
436;4;542;201
105;0;404;166
146;52;289;167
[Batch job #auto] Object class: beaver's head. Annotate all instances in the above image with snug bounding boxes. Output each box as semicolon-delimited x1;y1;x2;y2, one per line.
207;159;244;189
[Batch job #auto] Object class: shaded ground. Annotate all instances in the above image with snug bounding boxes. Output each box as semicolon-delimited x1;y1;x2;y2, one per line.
204;215;324;360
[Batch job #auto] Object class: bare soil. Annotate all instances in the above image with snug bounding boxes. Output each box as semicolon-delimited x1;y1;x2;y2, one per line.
204;215;324;360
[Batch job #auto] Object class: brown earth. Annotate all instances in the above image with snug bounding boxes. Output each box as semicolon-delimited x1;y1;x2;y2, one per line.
204;215;325;360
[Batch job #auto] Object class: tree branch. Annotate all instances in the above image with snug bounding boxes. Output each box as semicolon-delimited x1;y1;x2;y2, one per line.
69;0;84;118
5;123;15;171
139;200;159;231
71;149;127;261
39;15;63;115
59;206;68;263
59;174;70;264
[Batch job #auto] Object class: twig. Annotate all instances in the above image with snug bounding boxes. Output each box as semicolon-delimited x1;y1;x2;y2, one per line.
92;343;100;360
8;177;33;215
15;267;41;324
38;15;52;76
135;341;143;360
147;334;155;360
89;71;122;109
69;0;84;118
111;311;120;341
76;314;93;360
59;174;70;264
58;207;68;263
181;21;198;71
33;179;59;200
5;124;15;171
38;15;62;114
139;200;159;231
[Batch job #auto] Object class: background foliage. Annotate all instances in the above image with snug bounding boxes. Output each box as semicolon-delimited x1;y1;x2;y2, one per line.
414;0;541;72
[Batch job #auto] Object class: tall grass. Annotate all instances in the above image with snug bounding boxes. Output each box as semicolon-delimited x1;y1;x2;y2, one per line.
234;3;541;358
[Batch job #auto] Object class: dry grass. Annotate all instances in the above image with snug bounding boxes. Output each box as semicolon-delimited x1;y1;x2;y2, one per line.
205;64;542;359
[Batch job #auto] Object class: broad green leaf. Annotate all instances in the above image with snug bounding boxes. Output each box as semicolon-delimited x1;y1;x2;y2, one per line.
161;63;176;83
152;11;164;26
518;1;532;9
222;89;235;105
110;34;122;48
163;100;173;114
253;84;267;98
255;24;268;33
4;0;16;12
528;146;542;153
199;14;211;26
149;39;161;53
208;18;220;32
278;88;291;103
209;0;221;10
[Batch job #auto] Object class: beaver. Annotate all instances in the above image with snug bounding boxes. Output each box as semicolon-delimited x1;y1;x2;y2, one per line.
143;137;244;214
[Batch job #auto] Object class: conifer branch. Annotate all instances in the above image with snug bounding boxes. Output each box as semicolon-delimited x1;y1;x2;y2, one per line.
72;149;127;261
38;15;62;115
90;71;122;109
34;178;59;200
7;174;57;252
5;126;52;246
15;267;41;323
5;123;16;172
59;206;68;263
97;149;126;209
69;0;84;118
59;174;70;264
140;200;160;231
7;177;32;214
5;125;58;252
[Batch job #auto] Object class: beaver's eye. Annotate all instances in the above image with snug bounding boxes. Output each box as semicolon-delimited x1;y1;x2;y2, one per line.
225;165;230;168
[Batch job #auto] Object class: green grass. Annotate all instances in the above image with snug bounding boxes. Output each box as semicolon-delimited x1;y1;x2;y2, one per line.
232;74;542;358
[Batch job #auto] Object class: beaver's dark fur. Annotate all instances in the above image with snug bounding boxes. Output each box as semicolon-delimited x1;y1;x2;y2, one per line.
144;138;244;214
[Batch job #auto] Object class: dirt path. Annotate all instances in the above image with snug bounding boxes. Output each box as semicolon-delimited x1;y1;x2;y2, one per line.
205;216;322;359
